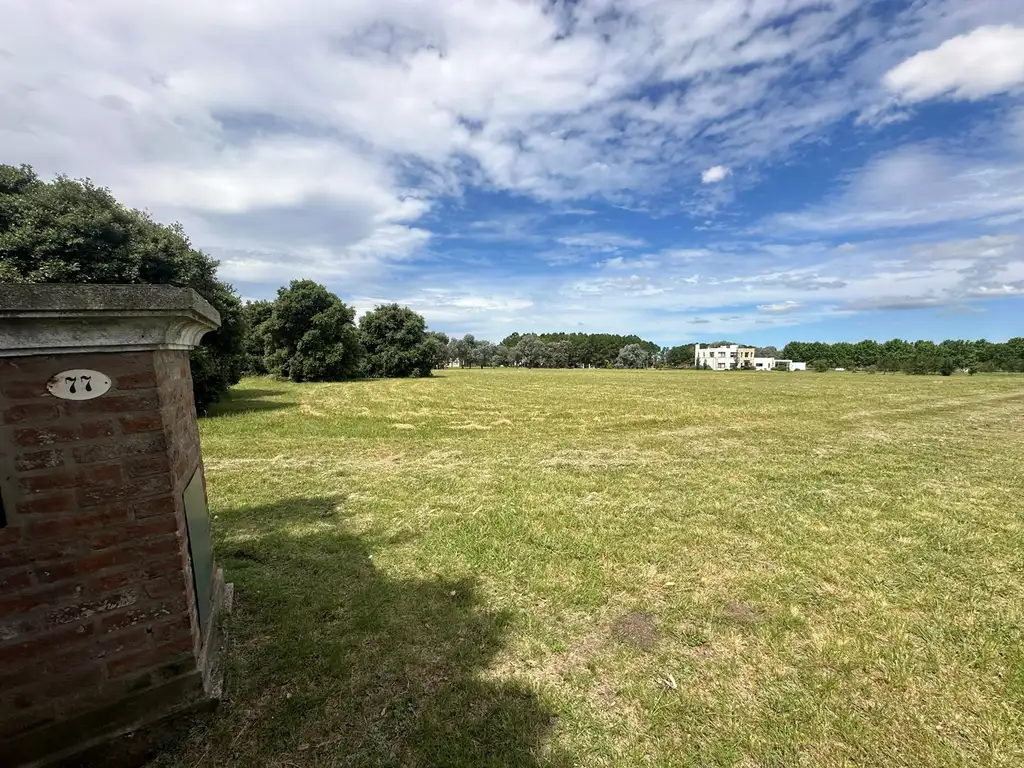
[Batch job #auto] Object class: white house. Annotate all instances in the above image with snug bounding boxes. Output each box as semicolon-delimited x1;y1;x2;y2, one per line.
695;346;808;371
694;344;755;370
751;357;808;371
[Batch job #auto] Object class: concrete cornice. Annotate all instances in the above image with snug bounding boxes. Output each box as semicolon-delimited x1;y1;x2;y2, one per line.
0;284;222;357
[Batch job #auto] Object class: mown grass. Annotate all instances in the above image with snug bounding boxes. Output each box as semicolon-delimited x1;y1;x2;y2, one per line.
154;369;1024;767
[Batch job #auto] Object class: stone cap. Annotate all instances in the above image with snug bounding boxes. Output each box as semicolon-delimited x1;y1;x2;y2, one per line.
0;284;222;357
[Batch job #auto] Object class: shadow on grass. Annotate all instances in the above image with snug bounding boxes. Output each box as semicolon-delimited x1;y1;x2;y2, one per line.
152;497;567;768
204;387;294;418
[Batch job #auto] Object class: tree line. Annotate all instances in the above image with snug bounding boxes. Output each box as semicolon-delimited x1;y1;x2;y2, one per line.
437;332;665;369
779;339;1024;375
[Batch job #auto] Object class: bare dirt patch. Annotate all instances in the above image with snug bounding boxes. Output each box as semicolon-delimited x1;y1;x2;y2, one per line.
610;611;660;651
721;601;765;626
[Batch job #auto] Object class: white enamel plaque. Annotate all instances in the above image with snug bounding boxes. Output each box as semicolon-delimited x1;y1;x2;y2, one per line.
46;369;112;401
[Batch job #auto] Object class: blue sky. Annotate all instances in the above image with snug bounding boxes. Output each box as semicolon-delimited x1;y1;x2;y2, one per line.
2;0;1023;346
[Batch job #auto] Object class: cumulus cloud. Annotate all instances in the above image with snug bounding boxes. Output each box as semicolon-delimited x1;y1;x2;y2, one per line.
701;166;731;184
884;26;1024;103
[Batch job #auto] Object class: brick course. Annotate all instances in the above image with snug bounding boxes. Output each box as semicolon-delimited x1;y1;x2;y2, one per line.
0;349;206;740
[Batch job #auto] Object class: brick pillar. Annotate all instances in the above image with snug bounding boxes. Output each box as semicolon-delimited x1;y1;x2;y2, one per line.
0;285;232;767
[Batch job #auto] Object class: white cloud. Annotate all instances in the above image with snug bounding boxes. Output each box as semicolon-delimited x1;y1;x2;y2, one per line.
597;256;659;270
757;301;804;313
968;283;1024;297
909;235;1019;262
842;295;951;311
885;26;1024;103
772;145;1024;234
701;165;731;184
556;233;647;251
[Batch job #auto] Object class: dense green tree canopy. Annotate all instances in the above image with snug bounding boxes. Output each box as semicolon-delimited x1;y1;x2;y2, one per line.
665;344;696;367
359;303;434;378
241;300;274;375
496;331;660;367
0;164;244;409
782;337;1024;374
422;331;450;370
263;280;362;382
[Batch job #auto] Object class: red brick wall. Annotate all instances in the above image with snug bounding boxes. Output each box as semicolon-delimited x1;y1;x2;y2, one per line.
0;350;203;739
153;349;208;653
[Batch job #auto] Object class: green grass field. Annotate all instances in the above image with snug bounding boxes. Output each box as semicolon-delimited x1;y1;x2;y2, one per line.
155;369;1024;767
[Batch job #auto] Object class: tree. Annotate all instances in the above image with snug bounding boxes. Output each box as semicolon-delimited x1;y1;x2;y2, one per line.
939;359;956;376
263;280;362;382
474;340;497;368
492;345;512;367
853;339;881;368
881;338;914;365
665;344;695;367
615;344;650;369
359;303;434;378
513;335;546;368
451;334;476;367
241;300;274;374
0;164;244;409
754;346;779;358
781;342;807;362
422;331;450;369
547;340;574;368
812;359;829;373
831;342;856;369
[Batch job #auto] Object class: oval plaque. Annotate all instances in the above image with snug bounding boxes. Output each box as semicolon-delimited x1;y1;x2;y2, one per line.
46;369;112;401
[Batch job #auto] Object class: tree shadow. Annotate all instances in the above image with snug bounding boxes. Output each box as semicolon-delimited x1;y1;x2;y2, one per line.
151;497;569;767
203;387;295;418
